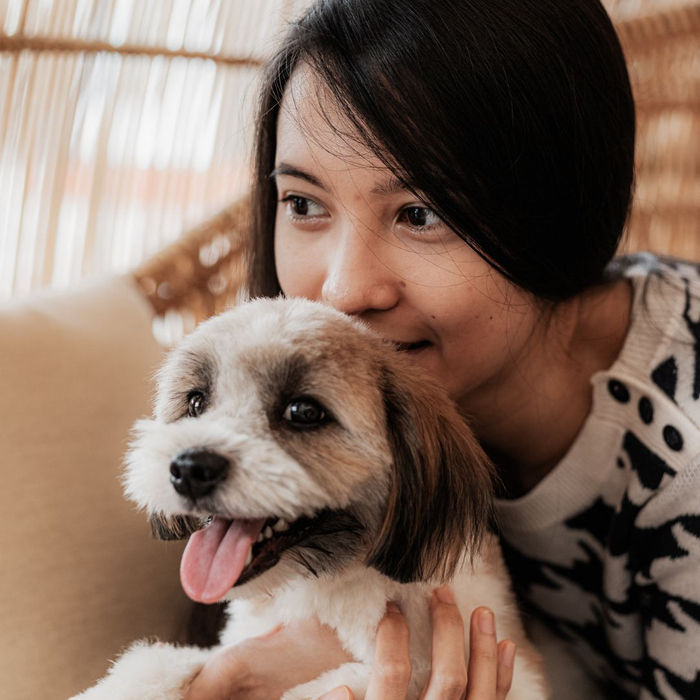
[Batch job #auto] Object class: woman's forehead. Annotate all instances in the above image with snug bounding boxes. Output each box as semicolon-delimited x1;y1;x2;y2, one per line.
276;66;389;176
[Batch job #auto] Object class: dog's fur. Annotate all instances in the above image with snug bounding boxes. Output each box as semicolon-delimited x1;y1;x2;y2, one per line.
75;297;548;699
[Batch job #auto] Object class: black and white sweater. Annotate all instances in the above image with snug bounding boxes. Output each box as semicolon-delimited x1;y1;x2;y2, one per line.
495;253;700;699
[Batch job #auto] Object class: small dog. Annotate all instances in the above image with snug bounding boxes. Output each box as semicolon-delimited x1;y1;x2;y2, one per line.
75;297;548;699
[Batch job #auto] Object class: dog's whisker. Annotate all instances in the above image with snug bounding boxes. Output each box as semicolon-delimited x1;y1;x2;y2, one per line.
301;542;333;556
149;513;205;541
292;551;320;578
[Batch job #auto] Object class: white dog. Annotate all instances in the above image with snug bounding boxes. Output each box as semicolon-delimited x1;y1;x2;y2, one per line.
75;297;548;699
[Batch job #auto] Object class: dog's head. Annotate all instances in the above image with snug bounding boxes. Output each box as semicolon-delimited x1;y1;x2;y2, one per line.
124;297;494;603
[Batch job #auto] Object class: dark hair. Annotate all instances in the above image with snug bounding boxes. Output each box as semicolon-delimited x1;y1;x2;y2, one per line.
248;0;636;302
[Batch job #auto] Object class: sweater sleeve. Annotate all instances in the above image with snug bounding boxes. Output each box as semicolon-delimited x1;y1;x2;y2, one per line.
636;454;700;699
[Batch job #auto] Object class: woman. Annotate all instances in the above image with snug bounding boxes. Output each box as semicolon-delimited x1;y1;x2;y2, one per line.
187;0;700;698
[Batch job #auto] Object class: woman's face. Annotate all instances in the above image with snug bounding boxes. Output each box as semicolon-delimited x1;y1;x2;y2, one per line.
273;69;539;412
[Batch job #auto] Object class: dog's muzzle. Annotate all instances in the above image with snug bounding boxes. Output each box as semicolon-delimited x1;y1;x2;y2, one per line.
169;448;229;500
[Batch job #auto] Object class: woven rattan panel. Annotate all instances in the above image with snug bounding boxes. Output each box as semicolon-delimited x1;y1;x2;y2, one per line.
618;4;700;259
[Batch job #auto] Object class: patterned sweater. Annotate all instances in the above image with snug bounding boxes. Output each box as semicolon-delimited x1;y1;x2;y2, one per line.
495;253;700;699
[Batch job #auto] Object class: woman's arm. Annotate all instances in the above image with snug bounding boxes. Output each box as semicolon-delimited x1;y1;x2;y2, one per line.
184;586;515;700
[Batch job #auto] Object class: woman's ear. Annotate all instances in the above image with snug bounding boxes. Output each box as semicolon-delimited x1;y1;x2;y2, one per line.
366;363;495;584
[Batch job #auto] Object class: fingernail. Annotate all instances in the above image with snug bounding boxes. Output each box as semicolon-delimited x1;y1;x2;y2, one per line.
433;585;456;604
387;601;401;614
319;686;352;700
500;641;516;667
478;608;495;634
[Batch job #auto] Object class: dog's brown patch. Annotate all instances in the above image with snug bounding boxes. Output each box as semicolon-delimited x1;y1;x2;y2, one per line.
367;360;495;584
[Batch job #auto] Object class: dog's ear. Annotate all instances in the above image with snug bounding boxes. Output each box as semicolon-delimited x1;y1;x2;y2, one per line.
366;363;495;584
149;513;204;541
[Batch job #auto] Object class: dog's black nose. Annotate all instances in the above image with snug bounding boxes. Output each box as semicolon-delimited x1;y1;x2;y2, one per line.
169;448;229;500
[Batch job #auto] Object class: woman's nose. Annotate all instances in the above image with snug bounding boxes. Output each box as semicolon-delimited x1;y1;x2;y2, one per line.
321;229;400;316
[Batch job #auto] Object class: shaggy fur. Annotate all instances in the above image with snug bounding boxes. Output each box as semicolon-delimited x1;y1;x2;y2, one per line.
74;297;548;699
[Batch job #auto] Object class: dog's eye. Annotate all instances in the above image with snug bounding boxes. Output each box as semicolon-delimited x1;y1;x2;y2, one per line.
187;391;207;418
283;397;329;428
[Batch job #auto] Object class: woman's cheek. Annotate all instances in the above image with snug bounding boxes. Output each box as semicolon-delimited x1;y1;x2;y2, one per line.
275;224;317;299
274;219;293;293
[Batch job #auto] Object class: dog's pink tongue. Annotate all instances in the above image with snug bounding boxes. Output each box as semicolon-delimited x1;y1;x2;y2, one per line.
180;517;266;603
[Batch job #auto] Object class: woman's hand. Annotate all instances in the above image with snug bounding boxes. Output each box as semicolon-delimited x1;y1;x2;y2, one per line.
184;585;515;700
183;617;354;700
320;585;515;700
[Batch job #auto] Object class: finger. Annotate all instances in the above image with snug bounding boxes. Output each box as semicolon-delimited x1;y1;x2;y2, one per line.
365;602;412;699
496;640;515;700
421;586;468;700
466;607;498;699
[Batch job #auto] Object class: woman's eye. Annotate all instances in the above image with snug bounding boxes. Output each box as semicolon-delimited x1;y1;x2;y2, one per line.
282;397;330;428
399;206;442;230
187;391;207;418
281;195;326;219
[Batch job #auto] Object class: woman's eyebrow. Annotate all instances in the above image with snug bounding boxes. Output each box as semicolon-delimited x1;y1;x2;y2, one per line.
271;162;408;197
271;162;328;191
370;176;407;196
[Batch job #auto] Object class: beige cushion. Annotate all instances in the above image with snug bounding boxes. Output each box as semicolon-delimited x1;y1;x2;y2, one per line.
0;276;192;700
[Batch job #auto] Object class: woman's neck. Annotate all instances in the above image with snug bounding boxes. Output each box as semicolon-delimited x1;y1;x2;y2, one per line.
461;277;634;499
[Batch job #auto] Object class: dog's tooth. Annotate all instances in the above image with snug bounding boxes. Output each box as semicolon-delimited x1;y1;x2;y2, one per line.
264;526;273;539
273;519;289;532
257;532;264;543
244;549;253;567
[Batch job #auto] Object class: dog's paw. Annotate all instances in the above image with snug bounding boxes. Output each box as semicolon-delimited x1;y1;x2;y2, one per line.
70;640;212;700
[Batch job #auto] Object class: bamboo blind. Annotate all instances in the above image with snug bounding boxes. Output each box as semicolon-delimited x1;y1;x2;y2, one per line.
0;0;311;302
1;0;698;306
